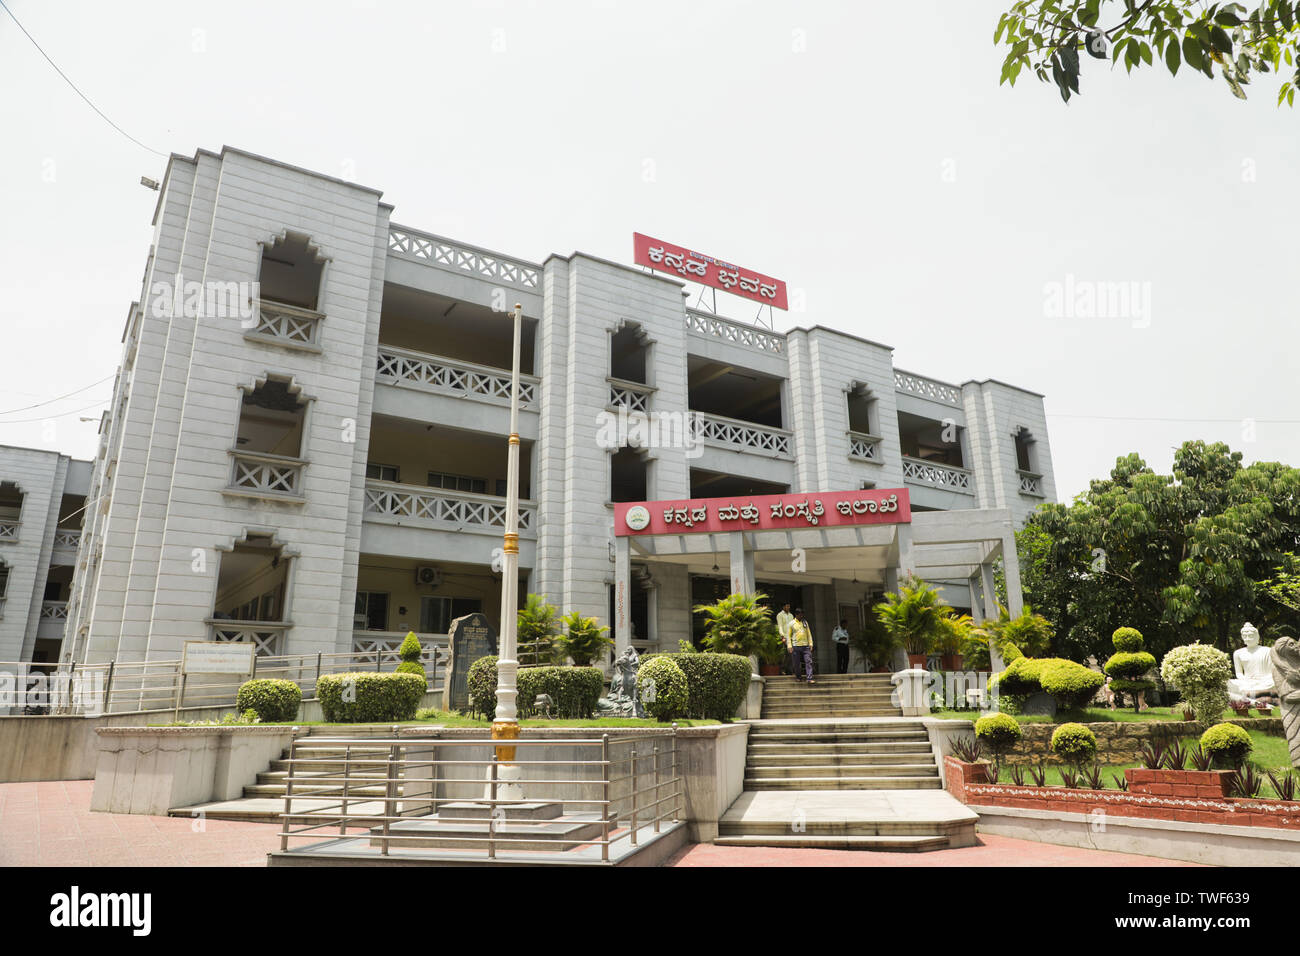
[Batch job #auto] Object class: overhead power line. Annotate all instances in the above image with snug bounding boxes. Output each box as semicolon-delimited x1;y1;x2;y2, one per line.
0;374;114;416
0;399;109;425
0;0;167;157
1048;413;1300;425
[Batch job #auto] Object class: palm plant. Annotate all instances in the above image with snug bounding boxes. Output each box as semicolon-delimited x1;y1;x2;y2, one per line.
554;611;613;666
692;592;777;661
875;576;950;662
517;593;562;666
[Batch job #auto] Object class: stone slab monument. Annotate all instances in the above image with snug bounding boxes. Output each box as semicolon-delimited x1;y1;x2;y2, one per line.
1271;636;1300;769
443;612;498;714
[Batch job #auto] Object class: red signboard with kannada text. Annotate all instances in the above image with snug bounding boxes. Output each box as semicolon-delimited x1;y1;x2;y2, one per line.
633;232;789;310
614;488;911;537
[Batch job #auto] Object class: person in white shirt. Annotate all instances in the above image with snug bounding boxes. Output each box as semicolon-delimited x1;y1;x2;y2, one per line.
832;619;851;674
775;602;795;675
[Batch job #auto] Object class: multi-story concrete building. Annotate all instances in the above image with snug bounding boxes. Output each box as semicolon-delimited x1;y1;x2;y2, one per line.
0;446;92;664
63;146;1056;672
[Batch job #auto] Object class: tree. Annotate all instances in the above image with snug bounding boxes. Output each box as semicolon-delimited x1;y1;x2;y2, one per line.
996;1;1300;105
1017;440;1300;665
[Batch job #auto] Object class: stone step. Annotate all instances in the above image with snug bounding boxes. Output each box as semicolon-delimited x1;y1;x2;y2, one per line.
368;814;605;852
763;675;894;683
746;751;936;766
746;763;939;779
748;731;929;744
242;782;403;799
742;776;944;791
761;696;899;706
713;834;949;851
760;709;903;718
256;769;389;786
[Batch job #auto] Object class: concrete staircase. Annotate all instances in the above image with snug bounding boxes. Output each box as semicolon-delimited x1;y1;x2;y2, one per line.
760;673;901;719
243;725;403;802
744;720;941;791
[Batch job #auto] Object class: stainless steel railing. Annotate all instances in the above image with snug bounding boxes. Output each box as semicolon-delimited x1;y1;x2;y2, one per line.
277;732;681;863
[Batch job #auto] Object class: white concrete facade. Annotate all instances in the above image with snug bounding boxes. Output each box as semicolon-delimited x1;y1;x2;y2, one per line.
61;146;1056;669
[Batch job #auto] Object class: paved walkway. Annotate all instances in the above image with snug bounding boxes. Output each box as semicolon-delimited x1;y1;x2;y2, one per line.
1;781;1199;867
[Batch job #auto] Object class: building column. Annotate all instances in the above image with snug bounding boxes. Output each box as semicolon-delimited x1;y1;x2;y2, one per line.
980;559;1004;673
613;535;631;657
728;532;754;595
969;572;984;623
1002;532;1023;617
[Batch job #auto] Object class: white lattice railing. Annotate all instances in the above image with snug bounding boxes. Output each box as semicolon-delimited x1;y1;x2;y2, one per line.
363;480;536;535
685;310;785;354
248;300;324;347
0;519;17;541
607;378;653;413
387;225;541;291
228;451;306;498
352;631;449;661
207;620;289;657
902;456;974;493
847;431;882;462
894;369;962;406
1018;470;1044;496
695;412;792;457
54;529;81;548
40;601;68;620
377;345;538;406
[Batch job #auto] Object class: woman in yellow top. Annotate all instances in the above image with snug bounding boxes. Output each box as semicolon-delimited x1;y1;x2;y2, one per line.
788;609;815;684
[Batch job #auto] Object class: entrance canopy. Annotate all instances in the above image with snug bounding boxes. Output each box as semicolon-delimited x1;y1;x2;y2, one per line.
610;489;1022;657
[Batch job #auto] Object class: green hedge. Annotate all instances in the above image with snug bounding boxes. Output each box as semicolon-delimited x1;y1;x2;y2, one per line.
235;679;301;722
647;652;750;720
991;656;1103;710
465;657;603;719
1051;722;1097;766
1200;722;1252;768
317;672;427;722
974;712;1022;756
637;657;689;721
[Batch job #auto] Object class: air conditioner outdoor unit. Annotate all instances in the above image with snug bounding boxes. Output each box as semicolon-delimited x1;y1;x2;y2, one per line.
415;566;441;587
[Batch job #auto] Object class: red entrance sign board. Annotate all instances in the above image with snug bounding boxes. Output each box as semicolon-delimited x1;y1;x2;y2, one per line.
633;232;789;310
615;488;911;537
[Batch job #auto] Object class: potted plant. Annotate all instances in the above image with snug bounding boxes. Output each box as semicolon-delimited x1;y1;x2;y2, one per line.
555;611;613;666
757;629;786;676
517;593;562;666
937;613;973;670
875;576;949;669
693;591;778;672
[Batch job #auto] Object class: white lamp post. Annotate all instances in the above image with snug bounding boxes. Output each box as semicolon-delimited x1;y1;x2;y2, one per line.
492;302;524;801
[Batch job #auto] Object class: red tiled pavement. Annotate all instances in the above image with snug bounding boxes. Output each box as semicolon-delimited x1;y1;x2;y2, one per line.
0;781;283;867
2;781;1199;867
666;834;1201;867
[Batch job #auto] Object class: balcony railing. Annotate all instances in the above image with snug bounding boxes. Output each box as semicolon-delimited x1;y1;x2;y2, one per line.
894;369;962;407
207;619;291;657
902;455;974;493
685;309;786;355
695;412;792;458
54;528;81;549
0;519;17;541
1017;470;1045;496
847;431;882;462
246;300;324;349
387;225;541;291
607;378;653;414
40;601;68;621
228;450;306;499
376;345;538;406
364;480;536;535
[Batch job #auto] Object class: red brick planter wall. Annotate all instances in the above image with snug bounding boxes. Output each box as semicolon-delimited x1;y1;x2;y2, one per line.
943;757;1300;831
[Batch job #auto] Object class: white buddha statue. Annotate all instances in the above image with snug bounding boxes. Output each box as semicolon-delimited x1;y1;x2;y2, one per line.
1228;623;1277;702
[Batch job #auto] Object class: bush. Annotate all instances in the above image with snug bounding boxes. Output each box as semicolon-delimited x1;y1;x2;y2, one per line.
395;660;428;679
1051;723;1098;767
555;612;613;667
467;655;499;718
1038;660;1106;709
517;666;604;718
235;679;301;722
636;657;689;721
1200;722;1252;768
1111;627;1145;653
974;713;1022;757
317;672;427;723
647;652;751;720
1104;627;1156;712
395;631;425;679
1161;643;1232;725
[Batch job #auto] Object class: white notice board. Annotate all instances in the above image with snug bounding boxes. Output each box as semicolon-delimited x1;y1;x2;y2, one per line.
182;641;256;676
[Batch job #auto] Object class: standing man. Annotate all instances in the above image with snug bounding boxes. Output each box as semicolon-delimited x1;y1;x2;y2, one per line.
832;618;851;674
789;608;815;684
776;602;795;676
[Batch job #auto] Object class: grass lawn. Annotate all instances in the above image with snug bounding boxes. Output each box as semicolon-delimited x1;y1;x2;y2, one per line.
931;706;1261;725
985;730;1295;798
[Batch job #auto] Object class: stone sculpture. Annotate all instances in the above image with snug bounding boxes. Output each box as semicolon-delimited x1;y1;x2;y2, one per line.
1270;636;1300;769
596;646;644;718
1228;622;1277;702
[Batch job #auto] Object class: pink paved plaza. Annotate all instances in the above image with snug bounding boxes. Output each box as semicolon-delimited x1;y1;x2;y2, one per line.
0;781;1198;868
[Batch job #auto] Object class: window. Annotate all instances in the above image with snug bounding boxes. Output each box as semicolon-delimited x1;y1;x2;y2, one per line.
366;463;399;482
610;322;649;384
259;233;325;311
610;447;648;503
213;533;288;624
355;591;390;631
1014;427;1037;473
428;471;487;494
236;377;307;458
420;596;483;633
846;384;876;434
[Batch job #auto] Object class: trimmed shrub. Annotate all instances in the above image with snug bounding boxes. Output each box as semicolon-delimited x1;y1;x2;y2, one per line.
1051;723;1098;767
395;631;425;679
1104;627;1156;712
1200;722;1252;769
1161;643;1232;725
1038;660;1105;710
517;666;604;718
974;713;1022;757
318;672;427;723
235;679;301;722
1110;627;1145;653
636;656;689;721
647;652;751;720
467;655;499;718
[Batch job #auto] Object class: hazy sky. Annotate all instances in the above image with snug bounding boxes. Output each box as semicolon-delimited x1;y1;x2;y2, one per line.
1;0;1296;501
